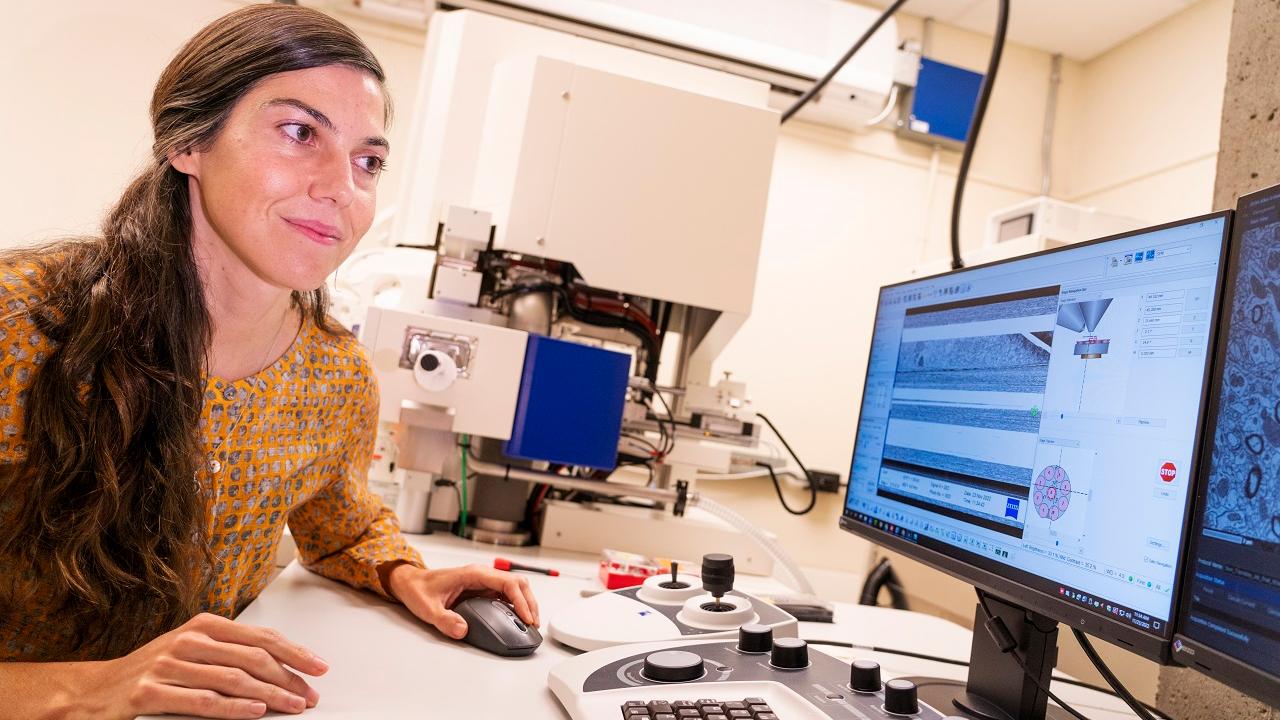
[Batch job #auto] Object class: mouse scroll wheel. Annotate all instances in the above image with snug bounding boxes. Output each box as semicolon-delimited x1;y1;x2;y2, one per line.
513;618;527;631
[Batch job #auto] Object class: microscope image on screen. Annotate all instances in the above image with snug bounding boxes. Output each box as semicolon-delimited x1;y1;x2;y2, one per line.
1203;221;1280;544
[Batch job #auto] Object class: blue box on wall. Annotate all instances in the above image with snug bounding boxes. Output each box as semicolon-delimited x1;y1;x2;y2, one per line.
503;335;631;470
901;57;983;146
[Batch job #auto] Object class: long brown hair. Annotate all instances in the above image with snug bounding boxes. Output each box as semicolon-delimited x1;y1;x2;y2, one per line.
0;4;387;659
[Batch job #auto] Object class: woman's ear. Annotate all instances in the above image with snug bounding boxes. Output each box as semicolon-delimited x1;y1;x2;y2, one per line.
169;148;201;176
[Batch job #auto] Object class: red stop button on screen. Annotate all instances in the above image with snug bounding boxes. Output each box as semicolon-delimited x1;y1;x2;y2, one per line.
1159;462;1177;482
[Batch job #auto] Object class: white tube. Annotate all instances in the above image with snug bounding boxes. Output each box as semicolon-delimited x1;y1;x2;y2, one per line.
694;495;815;596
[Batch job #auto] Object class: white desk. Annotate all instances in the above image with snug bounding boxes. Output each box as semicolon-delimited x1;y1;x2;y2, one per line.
156;533;1138;718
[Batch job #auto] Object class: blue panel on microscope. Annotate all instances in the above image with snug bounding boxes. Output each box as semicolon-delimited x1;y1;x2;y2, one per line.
503;335;630;470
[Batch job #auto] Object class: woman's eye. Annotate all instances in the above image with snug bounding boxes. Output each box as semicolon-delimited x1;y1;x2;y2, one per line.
282;123;313;144
357;156;387;176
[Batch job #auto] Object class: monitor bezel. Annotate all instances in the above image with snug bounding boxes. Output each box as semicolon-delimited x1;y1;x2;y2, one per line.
1172;186;1280;708
840;209;1234;663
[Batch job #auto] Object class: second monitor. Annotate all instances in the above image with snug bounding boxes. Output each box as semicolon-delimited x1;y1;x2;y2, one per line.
841;211;1231;718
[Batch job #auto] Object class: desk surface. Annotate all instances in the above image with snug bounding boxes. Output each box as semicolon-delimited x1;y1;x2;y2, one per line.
157;533;1138;719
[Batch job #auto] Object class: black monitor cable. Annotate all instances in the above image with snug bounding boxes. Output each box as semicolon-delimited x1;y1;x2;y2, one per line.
779;0;1011;271
754;412;817;516
1071;628;1160;720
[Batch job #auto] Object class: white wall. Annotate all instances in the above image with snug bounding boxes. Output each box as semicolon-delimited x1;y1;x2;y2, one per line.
1054;0;1231;221
0;0;427;245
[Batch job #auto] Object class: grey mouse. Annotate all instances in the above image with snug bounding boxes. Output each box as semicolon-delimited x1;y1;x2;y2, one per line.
453;597;542;657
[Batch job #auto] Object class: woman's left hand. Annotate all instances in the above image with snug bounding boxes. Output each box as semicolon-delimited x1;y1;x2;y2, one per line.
384;563;541;639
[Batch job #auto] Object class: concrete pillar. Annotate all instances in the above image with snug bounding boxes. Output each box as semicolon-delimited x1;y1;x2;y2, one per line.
1156;0;1280;717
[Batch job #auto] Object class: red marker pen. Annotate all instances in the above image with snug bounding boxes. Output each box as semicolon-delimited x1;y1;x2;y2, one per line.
494;557;560;577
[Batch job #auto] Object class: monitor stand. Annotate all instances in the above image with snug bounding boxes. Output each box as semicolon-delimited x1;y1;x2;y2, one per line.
904;594;1073;720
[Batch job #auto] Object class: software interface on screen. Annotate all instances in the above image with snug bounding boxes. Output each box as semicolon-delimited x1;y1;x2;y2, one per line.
1180;190;1280;677
844;217;1227;636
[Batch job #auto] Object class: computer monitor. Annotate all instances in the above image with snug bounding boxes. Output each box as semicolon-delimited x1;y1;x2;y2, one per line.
1173;185;1280;709
840;212;1232;719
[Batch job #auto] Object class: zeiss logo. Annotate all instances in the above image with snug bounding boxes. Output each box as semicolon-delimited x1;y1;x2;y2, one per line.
1173;639;1195;656
638;610;653;617
1005;498;1021;519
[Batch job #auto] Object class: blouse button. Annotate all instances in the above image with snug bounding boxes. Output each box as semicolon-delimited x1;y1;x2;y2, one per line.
209;459;223;474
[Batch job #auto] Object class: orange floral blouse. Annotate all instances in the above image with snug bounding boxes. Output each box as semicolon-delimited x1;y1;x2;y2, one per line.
0;260;423;660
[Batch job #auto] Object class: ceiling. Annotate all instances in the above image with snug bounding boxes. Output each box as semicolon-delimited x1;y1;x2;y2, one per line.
856;0;1199;61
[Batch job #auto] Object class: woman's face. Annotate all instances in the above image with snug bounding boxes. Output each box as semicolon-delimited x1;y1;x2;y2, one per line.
174;64;389;292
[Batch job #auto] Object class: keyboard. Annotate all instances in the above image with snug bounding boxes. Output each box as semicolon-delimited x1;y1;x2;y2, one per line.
621;697;780;719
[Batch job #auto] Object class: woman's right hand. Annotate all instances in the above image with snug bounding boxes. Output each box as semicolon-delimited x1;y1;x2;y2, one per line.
85;612;327;719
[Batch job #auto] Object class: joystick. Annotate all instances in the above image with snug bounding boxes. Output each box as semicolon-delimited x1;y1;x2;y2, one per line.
547;551;798;651
658;561;690;590
700;553;736;612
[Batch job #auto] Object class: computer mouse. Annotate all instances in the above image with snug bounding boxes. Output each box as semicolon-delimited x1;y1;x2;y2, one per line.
453;596;543;657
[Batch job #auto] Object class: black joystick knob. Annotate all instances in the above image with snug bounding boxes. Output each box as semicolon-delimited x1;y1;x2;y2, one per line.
419;353;440;371
769;637;809;669
883;678;919;715
701;553;735;597
642;650;705;683
738;624;773;654
850;659;882;692
659;561;689;589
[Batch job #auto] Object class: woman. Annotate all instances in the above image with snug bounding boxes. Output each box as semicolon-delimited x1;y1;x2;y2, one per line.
0;5;538;718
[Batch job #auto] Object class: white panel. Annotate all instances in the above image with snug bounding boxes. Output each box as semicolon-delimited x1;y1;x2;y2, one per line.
363;306;528;438
392;10;773;260
476;56;778;315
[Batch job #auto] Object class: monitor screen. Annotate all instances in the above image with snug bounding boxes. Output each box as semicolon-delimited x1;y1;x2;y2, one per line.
1174;186;1280;707
841;213;1230;658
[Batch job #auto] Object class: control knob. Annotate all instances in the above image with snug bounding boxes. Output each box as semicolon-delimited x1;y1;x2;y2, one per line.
737;624;773;654
642;650;705;683
701;553;735;598
850;659;882;692
770;637;809;669
883;678;920;715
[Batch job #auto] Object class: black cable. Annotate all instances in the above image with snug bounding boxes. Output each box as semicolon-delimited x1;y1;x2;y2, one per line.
650;383;678;456
780;0;909;124
949;0;1010;270
858;557;910;610
757;462;816;516
802;639;1172;719
975;589;1092;720
1072;629;1160;720
754;412;817;512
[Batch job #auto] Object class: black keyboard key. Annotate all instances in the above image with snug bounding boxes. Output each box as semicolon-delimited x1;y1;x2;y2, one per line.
727;711;751;719
647;701;674;714
707;715;729;720
677;710;700;719
624;709;650;718
700;704;723;714
654;715;676;720
723;702;748;710
743;698;766;705
749;705;773;716
672;701;698;710
756;715;778;720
